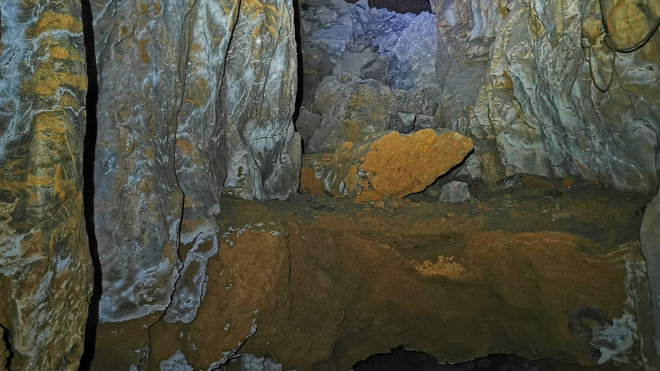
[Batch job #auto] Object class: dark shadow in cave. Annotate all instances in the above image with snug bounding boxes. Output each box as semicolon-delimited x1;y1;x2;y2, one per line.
0;324;13;370
79;0;102;369
353;346;600;371
368;0;431;14
291;0;304;129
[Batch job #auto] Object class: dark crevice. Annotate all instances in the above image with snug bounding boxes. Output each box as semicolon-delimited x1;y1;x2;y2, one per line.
1;324;13;370
354;346;596;371
291;0;304;126
79;0;102;369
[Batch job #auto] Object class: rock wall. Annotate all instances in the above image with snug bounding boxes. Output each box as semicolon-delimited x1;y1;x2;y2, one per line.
90;0;301;322
465;0;660;192
298;0;660;356
0;1;93;369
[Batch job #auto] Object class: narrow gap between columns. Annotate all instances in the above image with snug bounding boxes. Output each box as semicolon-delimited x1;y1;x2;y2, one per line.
79;0;102;369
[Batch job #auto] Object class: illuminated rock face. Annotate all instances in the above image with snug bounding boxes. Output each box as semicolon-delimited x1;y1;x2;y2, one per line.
301;129;473;201
0;1;93;369
90;0;301;322
431;0;660;193
298;1;441;153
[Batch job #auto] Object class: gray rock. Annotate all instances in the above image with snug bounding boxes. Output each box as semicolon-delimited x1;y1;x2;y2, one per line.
308;77;394;152
389;111;417;133
440;181;472;203
462;0;660;192
298;1;442;152
241;355;286;371
310;24;353;55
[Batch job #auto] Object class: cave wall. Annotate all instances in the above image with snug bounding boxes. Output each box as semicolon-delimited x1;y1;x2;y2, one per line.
298;0;659;191
462;0;660;192
0;1;93;369
297;0;660;357
89;0;301;322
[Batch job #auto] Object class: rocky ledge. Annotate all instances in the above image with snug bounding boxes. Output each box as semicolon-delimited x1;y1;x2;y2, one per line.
91;177;656;370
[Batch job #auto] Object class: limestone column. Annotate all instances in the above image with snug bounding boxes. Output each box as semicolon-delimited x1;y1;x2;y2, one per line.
0;1;93;369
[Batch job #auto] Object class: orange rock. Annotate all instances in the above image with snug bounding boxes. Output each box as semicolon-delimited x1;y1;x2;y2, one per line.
299;167;324;195
300;129;473;201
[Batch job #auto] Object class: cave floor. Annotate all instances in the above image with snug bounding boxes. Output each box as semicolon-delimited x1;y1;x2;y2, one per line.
92;174;656;370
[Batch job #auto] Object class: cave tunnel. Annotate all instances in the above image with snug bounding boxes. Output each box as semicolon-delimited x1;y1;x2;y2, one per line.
1;0;660;370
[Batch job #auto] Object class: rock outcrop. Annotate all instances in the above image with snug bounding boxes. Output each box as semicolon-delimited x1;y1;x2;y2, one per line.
465;0;660;192
90;0;301;322
298;0;660;354
92;190;654;370
0;1;93;369
297;0;441;153
300;129;473;201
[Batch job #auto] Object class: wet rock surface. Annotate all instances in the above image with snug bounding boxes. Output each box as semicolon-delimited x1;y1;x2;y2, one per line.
300;129;473;201
0;1;93;369
90;0;300;322
92;177;656;370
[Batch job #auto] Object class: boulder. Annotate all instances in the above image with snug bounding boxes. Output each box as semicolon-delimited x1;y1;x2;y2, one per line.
440;181;471;203
301;129;473;201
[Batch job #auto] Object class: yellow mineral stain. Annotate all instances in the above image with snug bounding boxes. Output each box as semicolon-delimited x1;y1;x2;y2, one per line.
49;234;55;257
176;138;195;156
28;11;83;38
20;229;45;260
49;46;69;59
139;38;151;63
53;165;65;200
184;98;201;107
26;174;53;187
299;167;324;195
58;94;83;111
183;196;194;208
64;133;78;173
412;256;468;279
48;43;86;63
154;2;163;14
30;62;87;97
33;112;70;141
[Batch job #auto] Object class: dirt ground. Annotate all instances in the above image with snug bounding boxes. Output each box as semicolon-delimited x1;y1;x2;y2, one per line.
92;175;657;370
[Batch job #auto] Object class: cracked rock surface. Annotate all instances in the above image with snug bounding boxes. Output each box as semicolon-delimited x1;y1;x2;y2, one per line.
90;0;301;322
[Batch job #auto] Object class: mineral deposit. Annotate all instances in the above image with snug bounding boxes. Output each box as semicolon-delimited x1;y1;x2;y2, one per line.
0;1;93;369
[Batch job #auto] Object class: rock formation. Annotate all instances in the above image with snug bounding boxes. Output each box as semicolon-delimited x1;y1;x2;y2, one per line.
92;190;654;370
296;0;660;355
1;0;659;368
300;129;473;201
298;0;441;153
90;0;301;322
0;1;93;369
